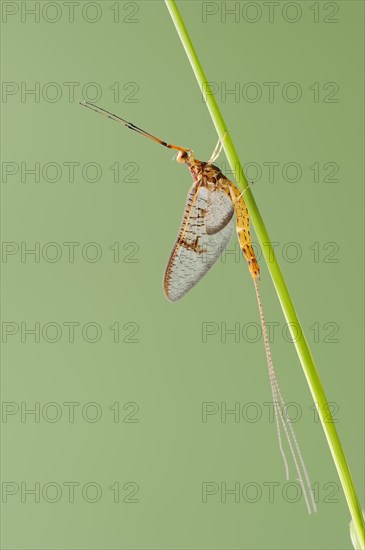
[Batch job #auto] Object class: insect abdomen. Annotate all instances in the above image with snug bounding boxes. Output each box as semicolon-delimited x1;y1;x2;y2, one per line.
221;179;260;280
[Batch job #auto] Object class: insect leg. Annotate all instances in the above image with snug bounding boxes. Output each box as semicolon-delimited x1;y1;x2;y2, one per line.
208;132;226;164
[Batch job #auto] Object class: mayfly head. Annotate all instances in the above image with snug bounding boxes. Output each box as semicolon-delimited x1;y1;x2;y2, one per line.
176;149;195;165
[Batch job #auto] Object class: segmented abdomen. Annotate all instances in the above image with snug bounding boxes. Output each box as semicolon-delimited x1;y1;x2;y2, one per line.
218;178;260;280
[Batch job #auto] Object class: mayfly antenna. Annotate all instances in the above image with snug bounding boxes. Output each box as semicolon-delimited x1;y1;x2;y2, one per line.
79;101;189;153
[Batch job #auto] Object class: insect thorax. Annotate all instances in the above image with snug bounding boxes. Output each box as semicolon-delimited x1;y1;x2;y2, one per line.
189;160;229;192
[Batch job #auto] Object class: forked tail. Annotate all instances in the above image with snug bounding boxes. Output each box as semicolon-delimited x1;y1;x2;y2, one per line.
229;182;316;513
253;277;317;514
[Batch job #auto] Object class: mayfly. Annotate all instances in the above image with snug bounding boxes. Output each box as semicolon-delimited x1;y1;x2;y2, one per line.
80;100;317;514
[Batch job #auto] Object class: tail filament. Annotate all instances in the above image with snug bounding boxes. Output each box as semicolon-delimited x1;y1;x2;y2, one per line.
253;277;317;514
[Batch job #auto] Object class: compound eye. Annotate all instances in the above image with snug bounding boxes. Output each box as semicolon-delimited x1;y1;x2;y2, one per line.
176;150;189;163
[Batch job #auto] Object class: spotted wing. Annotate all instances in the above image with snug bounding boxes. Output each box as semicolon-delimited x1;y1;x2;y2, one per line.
164;183;234;302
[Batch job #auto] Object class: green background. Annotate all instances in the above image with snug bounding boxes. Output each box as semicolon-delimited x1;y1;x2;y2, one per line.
1;0;364;548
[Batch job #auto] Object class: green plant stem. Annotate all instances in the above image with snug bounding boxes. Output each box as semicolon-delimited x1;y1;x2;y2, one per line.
165;0;365;546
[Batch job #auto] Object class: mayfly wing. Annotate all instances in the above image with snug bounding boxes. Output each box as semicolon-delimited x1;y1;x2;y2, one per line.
205;184;234;234
164;182;234;302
